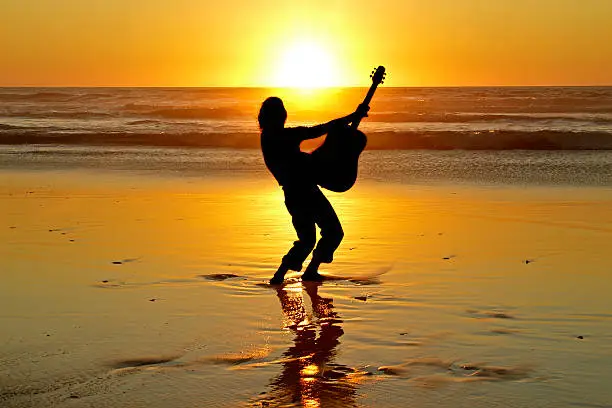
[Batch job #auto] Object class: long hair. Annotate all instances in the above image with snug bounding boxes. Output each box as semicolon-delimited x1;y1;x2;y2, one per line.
258;97;287;130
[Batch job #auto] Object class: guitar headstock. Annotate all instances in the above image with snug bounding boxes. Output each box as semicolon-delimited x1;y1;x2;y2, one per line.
370;66;386;86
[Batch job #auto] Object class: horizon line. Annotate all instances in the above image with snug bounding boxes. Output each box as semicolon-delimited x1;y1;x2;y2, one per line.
1;84;612;89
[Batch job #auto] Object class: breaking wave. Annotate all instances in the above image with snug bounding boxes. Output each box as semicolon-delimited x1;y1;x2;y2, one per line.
1;129;611;150
122;104;244;119
0;91;72;101
367;112;612;124
2;111;113;119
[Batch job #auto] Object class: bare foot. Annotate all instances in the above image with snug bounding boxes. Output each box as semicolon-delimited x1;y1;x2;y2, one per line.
269;264;289;285
269;275;284;285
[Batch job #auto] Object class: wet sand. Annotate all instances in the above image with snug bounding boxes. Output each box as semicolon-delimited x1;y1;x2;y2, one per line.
1;169;612;407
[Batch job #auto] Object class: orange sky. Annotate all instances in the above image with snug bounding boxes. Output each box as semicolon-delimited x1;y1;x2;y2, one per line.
1;0;611;87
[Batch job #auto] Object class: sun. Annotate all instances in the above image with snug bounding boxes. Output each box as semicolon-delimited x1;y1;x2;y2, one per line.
273;40;340;89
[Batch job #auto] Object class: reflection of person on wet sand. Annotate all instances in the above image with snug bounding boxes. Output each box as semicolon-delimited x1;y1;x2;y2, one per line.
259;97;369;284
255;283;357;407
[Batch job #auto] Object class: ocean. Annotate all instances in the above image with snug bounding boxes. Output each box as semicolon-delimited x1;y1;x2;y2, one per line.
1;87;612;150
2;87;612;186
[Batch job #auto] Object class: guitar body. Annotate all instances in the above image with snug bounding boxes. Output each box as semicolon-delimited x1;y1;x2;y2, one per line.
311;124;367;193
311;65;385;193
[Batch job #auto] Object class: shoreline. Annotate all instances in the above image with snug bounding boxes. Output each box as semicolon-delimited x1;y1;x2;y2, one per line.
2;145;612;187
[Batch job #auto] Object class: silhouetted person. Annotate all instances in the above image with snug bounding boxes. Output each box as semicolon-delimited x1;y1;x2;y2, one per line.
259;97;368;284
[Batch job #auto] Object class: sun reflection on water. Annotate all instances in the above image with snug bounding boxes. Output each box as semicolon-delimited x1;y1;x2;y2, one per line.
300;364;320;377
254;283;357;406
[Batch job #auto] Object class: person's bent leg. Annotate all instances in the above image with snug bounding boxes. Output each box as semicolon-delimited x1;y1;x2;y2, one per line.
270;206;316;284
303;190;344;281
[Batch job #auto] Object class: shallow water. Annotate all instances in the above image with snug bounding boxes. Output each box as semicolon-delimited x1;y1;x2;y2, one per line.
1;167;611;407
2;145;612;186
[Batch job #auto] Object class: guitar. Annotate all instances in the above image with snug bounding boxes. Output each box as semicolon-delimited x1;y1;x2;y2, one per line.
311;66;386;192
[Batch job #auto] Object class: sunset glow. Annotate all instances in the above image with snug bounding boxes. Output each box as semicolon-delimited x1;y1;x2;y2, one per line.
273;41;340;88
1;0;611;86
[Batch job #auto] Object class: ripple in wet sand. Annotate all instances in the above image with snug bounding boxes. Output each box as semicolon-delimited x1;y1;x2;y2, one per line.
467;309;516;319
199;273;242;281
109;355;181;369
376;357;533;387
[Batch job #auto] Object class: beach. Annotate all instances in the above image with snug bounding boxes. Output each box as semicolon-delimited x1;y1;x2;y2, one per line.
4;0;612;402
1;148;612;407
4;0;612;403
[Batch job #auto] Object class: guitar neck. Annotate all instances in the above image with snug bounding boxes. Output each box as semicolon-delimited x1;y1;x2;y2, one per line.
350;82;380;130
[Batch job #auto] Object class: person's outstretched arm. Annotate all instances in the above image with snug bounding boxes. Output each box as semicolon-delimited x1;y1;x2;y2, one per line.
298;104;369;141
